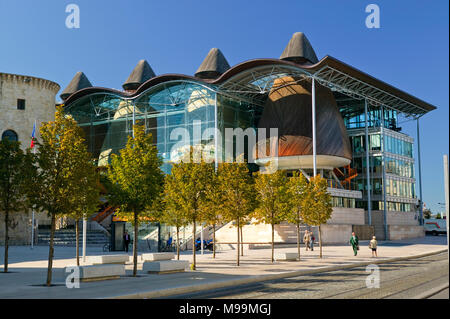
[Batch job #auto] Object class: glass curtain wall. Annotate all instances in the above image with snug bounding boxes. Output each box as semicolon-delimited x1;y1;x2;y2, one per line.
64;81;218;251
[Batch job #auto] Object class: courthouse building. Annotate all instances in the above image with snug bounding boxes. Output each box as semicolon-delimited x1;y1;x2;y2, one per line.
60;32;436;246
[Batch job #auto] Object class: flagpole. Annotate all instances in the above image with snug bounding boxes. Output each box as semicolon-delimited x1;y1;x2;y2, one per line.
31;119;36;249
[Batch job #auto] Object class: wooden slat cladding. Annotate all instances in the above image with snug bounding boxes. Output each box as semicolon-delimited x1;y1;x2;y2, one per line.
257;76;352;160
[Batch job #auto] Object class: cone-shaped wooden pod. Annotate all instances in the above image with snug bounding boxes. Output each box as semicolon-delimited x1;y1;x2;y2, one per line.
255;76;352;170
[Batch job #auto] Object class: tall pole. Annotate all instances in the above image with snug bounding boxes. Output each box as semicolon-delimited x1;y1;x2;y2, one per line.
214;93;219;171
201;223;204;255
443;155;449;263
380;106;389;240
364;100;372;226
312;78;317;177
416;118;424;225
82;218;87;263
31;119;37;249
132;101;136;138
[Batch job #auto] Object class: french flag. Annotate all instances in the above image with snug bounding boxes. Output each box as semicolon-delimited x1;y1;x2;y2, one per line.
30;121;36;149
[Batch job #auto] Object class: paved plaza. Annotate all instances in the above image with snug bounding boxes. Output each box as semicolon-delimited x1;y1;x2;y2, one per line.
0;236;447;299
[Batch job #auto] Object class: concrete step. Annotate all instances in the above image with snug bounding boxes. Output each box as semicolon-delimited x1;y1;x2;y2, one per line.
37;230;110;246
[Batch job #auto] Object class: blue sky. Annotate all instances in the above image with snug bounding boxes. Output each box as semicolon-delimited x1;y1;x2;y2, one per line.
0;0;448;213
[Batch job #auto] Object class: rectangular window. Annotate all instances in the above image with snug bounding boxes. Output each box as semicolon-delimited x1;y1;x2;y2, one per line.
17;99;26;110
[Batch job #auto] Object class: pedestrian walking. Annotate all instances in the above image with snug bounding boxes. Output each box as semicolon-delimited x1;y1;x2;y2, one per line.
303;230;311;251
369;236;378;257
310;232;315;251
349;232;359;256
123;230;131;252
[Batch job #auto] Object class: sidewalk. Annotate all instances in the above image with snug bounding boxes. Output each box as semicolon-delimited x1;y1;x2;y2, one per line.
0;236;447;299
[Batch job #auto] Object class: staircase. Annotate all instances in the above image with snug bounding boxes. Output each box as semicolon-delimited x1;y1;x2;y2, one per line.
37;229;110;246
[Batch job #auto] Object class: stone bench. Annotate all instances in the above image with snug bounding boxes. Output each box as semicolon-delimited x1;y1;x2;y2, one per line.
141;252;174;262
64;264;126;282
274;252;298;261
142;260;189;274
88;254;129;265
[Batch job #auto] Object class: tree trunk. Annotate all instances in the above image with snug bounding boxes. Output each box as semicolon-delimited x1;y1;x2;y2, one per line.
46;213;56;286
271;222;275;263
236;218;240;266
75;219;80;266
319;225;322;259
192;220;196;270
133;211;138;277
176;226;180;260
296;222;300;261
212;224;216;259
3;210;9;273
240;226;244;256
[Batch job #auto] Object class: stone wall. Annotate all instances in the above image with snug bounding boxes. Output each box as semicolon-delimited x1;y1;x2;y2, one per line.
328;207;365;225
0;211;32;245
0;72;59;244
320;224;353;244
0;73;60;151
388;225;425;240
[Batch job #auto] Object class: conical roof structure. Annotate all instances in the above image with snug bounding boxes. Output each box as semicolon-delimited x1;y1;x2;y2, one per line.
280;32;318;64
195;48;230;79
60;72;93;100
122;59;156;91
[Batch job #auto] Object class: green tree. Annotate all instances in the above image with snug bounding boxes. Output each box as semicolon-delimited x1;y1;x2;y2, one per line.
286;171;308;260
217;162;256;265
66;161;101;266
436;213;442;219
302;175;333;259
30;105;94;285
0;139;35;273
164;148;214;270
107;125;164;276
162;186;188;260
254;170;290;263
202;168;222;259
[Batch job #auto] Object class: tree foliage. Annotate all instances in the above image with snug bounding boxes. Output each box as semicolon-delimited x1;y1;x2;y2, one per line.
66;158;101;266
254;170;290;262
217;162;256;265
302;175;333;258
286;171;308;260
107;124;164;276
31;105;95;285
0;139;35;272
163;148;214;270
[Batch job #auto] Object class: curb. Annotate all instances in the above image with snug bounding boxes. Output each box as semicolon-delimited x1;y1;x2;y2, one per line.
110;249;448;299
413;283;449;299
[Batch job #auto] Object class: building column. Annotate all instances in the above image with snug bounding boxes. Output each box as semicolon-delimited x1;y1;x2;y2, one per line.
214;92;219;171
312;78;317;177
364;100;372;225
380;106;389;240
416;117;424;225
132;101;136;138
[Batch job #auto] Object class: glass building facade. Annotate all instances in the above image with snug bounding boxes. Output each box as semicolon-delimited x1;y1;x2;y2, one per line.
340;101;418;213
64;81;265;174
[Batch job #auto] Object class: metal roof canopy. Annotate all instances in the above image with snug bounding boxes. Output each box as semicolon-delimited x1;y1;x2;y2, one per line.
216;56;436;119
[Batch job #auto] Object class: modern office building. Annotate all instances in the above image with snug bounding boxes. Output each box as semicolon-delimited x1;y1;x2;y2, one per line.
60;32;436;245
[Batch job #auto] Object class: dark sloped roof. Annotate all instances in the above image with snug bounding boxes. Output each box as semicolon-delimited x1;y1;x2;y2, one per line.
195;48;231;79
60;72;92;100
122;59;156;91
280;32;319;64
64;57;436;116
